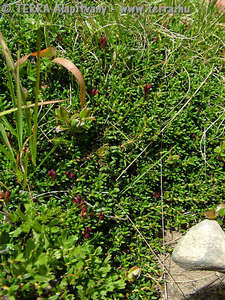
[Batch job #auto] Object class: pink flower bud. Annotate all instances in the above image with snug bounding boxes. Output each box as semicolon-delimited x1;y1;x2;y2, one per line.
89;88;99;96
48;169;56;180
84;233;89;239
154;192;160;199
100;36;107;49
5;191;11;199
57;35;62;41
68;172;75;179
76;195;82;202
0;191;5;199
144;84;152;96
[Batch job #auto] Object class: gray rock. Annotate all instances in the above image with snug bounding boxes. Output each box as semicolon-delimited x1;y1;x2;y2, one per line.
172;220;225;273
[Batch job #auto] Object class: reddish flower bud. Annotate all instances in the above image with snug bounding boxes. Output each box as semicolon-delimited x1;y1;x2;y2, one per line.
154;192;160;199
153;37;158;42
100;36;107;49
89;88;99;96
48;169;56;180
76;195;82;202
81;207;87;218
84;233;89;239
50;56;55;60
98;212;103;220
68;172;75;179
87;227;92;232
82;207;87;213
66;171;75;179
72;198;79;204
5;191;11;199
57;35;62;41
144;84;152;96
0;191;5;199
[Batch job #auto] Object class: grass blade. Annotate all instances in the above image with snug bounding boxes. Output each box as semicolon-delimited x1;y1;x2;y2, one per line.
6;68;16;107
0;116;16;136
15;51;23;151
31;27;41;165
0;144;15;163
0;123;15;163
0;99;68;117
0;31;16;79
22;149;29;189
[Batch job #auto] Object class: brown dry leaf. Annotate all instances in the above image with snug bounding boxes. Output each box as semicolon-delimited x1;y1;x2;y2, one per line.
13;46;86;110
205;0;225;11
215;0;225;11
14;47;56;67
31;46;56;57
52;57;86;109
14;54;30;68
205;210;216;220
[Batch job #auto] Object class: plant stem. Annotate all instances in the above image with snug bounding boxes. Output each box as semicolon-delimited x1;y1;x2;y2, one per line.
32;27;41;166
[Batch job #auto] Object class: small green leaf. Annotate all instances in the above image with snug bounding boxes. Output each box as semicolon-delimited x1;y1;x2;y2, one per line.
36;253;47;265
80;108;91;119
214;146;221;154
48;295;60;300
167;154;180;164
127;266;141;282
25;238;35;259
32;220;42;233
216;203;225;217
218;208;225;217
34;273;50;282
10;227;22;237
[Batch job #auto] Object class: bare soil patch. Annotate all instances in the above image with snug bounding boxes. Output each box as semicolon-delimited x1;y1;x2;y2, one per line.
159;230;225;300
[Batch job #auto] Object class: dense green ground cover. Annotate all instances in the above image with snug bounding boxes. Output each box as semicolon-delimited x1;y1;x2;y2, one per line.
0;0;224;299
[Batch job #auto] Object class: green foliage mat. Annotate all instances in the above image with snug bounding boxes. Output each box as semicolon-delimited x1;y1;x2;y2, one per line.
0;0;224;299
